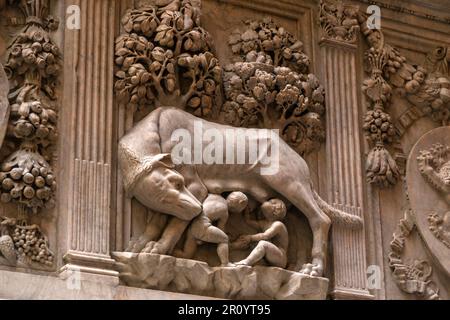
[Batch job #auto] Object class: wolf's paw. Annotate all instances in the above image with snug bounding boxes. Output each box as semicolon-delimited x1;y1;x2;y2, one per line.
300;262;323;277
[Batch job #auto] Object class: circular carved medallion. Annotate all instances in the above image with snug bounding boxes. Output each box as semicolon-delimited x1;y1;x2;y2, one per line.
407;126;450;277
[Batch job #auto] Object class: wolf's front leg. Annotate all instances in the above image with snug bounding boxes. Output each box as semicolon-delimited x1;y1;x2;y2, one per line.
127;210;168;253
149;217;190;255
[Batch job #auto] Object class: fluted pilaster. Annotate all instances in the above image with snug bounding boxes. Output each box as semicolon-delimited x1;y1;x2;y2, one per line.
320;37;373;299
60;0;118;279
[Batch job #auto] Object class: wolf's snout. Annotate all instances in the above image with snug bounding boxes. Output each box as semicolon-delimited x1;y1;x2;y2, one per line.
178;188;203;220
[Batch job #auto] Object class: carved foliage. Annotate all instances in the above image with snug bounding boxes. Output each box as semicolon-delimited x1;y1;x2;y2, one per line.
228;18;310;74
388;210;440;300
0;0;58;269
359;9;450;188
319;0;359;43
223;18;325;155
358;14;405;187
114;0;221;117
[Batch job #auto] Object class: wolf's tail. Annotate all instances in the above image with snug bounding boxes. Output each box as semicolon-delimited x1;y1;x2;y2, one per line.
313;191;364;229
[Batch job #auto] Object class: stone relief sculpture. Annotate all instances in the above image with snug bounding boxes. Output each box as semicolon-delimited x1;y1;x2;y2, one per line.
0;62;9;148
115;0;221;116
358;12;450;188
223;18;325;155
319;0;359;44
358;18;402;187
232;198;289;268
0;0;58;270
417;143;450;248
112;0;364;300
388;209;440;300
0;215;54;268
114;107;362;299
390;126;450;300
117;107;363;267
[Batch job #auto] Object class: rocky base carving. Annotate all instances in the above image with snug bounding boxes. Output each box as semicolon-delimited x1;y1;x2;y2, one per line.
112;252;329;300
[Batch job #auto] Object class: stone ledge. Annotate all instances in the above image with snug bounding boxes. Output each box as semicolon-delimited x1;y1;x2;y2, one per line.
112;252;329;300
0;269;214;300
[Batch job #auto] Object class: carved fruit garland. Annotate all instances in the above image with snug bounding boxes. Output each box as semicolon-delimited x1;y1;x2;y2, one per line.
0;0;58;269
114;0;222;118
359;23;400;188
223;18;326;156
358;12;450;188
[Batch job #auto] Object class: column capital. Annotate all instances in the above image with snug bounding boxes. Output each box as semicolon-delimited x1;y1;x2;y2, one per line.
319;0;360;47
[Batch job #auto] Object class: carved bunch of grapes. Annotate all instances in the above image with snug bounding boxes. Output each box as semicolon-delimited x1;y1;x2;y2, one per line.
11;224;54;267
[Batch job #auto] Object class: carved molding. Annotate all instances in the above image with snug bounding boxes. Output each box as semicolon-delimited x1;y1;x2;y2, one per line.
358;0;450;25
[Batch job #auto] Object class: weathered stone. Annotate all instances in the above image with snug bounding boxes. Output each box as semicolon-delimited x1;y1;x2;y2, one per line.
112;253;329;300
0;0;449;301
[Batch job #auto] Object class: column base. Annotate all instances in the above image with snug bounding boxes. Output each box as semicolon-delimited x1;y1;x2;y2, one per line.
330;287;374;300
61;250;119;285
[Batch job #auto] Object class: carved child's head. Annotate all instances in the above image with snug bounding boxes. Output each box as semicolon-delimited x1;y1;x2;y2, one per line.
261;198;287;221
119;144;203;221
227;192;248;214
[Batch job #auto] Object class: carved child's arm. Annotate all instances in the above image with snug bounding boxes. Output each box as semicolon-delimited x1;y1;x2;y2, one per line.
250;221;284;242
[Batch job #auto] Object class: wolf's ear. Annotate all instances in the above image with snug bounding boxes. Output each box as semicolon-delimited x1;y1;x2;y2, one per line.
154;153;175;169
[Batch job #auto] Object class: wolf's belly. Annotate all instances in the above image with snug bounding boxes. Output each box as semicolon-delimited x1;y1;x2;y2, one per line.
196;166;276;202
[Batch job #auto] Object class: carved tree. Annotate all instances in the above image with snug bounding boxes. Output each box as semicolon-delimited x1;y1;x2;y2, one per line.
0;0;58;269
222;18;326;155
114;0;222;118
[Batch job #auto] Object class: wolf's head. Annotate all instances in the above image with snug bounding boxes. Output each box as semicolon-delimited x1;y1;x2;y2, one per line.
119;144;202;221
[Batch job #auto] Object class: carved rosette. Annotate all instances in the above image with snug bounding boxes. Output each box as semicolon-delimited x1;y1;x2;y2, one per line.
114;0;222;117
0;0;59;270
222;18;326;155
319;0;360;44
